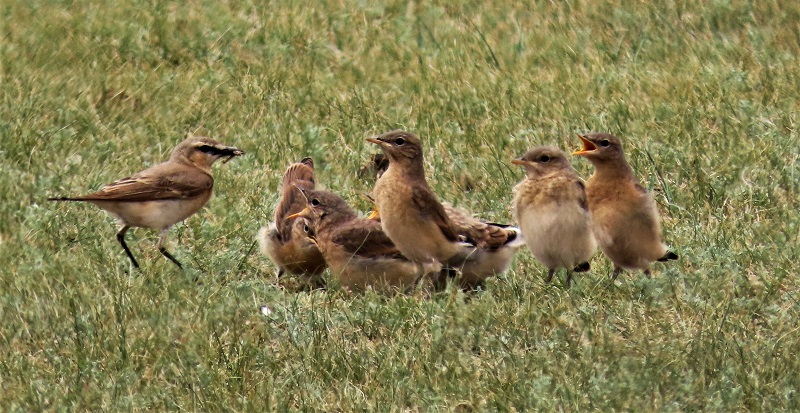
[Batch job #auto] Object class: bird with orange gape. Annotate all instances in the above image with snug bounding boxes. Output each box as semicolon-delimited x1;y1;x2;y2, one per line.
50;130;677;292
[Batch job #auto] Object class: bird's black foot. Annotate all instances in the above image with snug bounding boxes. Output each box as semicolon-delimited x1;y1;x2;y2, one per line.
545;269;555;284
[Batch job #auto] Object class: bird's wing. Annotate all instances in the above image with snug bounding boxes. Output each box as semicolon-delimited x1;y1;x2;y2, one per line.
274;183;314;242
444;203;518;249
280;160;315;189
274;160;316;241
332;220;406;259
576;180;589;212
69;162;213;202
411;187;460;242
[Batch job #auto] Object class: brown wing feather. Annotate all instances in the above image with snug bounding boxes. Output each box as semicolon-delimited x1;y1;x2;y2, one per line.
444;204;513;249
67;162;212;202
280;159;315;189
411;188;460;242
332;219;406;259
274;160;316;241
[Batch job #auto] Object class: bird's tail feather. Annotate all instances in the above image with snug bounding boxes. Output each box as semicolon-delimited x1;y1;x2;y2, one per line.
658;251;679;262
47;197;84;202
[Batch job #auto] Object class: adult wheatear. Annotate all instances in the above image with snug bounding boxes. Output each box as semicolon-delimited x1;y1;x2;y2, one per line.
49;135;243;269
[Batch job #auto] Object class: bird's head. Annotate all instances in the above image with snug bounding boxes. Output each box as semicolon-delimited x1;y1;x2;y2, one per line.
572;132;625;164
366;130;423;167
512;146;573;177
286;189;356;234
173;136;244;172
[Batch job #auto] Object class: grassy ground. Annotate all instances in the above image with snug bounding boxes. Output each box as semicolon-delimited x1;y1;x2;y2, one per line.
2;0;799;410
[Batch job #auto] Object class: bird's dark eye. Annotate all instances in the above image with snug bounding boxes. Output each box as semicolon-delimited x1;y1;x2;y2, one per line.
394;137;405;146
600;139;610;147
198;144;216;154
310;198;320;207
539;155;550;163
303;224;311;234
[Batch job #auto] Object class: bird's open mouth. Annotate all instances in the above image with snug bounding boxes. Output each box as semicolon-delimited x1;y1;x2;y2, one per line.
572;135;597;156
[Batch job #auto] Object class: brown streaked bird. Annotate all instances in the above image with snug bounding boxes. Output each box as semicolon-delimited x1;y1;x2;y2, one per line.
49;136;244;269
288;189;440;293
368;130;522;288
257;158;327;283
442;203;525;289
573;132;678;278
512;146;596;287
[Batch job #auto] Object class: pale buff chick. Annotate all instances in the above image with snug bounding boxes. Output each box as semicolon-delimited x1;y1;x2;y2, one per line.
512;146;596;287
258;157;327;284
573;133;678;278
288;189;440;293
49;136;244;269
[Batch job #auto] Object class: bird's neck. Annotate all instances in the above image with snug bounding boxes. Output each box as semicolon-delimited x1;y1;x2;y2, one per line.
390;157;427;181
177;153;215;175
590;158;635;181
317;210;357;234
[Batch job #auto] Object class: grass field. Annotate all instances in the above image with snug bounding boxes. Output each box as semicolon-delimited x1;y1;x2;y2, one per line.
2;0;799;410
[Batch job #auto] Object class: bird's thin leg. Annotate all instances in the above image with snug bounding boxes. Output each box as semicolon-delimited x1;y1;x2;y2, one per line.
117;225;140;269
157;227;183;269
566;271;573;288
573;262;590;273
643;268;651;278
545;269;555;284
612;267;622;280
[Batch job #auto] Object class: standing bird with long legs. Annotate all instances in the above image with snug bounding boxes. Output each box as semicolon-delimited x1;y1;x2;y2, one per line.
572;132;678;278
512;146;596;287
49;135;244;269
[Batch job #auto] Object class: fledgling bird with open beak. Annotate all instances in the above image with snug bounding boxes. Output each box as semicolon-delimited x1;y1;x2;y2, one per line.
367;130;523;288
258;158;327;283
288;189;440;293
573;132;678;278
49;135;244;269
512;146;596;287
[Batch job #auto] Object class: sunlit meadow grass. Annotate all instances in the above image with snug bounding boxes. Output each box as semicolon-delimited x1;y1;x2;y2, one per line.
1;0;799;410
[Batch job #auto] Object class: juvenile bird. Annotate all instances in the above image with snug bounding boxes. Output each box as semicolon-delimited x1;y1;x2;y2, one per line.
512;146;596;287
368;130;522;287
367;202;523;289
258;158;327;283
573;133;678;278
443;203;525;289
49;135;244;269
288;189;439;292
